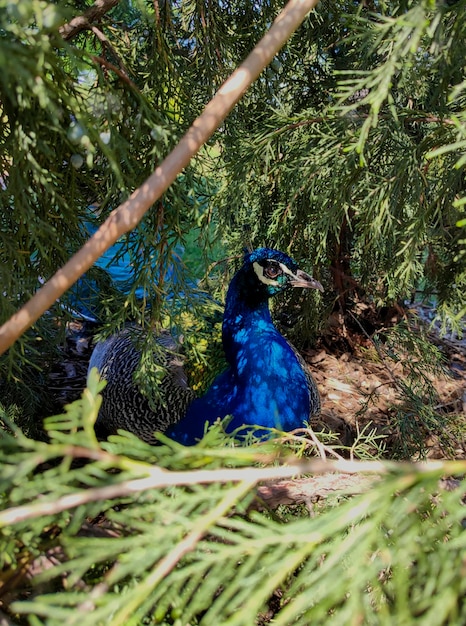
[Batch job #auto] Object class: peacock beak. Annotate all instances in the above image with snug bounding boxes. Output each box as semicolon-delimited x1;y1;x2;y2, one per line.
290;269;324;292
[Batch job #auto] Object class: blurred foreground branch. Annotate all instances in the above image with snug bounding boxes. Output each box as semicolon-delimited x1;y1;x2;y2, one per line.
1;454;464;527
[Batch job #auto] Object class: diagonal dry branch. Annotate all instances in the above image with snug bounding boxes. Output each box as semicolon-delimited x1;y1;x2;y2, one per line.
0;0;320;355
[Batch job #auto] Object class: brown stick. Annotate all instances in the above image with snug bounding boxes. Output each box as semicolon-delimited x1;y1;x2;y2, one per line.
0;0;319;356
91;55;139;90
59;0;120;41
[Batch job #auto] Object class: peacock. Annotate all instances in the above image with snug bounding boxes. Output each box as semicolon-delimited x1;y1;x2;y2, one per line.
88;247;323;445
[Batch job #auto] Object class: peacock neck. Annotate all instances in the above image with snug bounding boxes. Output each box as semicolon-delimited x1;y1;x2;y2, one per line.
221;271;285;371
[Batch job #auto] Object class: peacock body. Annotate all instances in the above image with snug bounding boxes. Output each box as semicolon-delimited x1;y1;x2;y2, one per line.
88;248;323;445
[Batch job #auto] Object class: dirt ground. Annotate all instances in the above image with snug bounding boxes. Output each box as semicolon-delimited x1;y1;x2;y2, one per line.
305;304;466;459
49;304;466;460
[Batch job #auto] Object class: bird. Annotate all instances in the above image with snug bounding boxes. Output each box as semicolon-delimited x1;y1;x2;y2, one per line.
88;247;323;445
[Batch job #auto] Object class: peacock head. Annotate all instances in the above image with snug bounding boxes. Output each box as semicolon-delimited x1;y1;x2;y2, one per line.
241;247;324;300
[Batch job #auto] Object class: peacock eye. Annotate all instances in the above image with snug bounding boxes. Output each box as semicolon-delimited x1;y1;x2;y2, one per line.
264;261;282;280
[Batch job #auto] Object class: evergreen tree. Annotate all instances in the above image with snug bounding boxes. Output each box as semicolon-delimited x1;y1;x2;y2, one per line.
216;0;466;336
0;2;465;622
1;0;464;402
0;374;465;625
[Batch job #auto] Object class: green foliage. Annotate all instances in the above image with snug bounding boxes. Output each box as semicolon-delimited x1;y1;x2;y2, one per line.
1;3;465;620
0;0;222;413
0;376;465;625
2;0;465;413
216;0;466;333
357;322;451;459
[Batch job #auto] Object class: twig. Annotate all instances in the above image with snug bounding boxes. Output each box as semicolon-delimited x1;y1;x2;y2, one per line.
0;0;320;355
89;25;132;80
279;427;345;460
59;0;120;41
90;55;139;91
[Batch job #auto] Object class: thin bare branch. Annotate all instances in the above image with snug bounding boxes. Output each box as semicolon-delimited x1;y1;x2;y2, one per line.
91;55;139;90
89;25;133;79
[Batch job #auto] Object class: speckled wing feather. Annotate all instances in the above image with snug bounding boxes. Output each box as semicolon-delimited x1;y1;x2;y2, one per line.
89;328;195;443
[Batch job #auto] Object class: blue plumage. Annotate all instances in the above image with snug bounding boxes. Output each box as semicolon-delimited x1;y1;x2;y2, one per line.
167;247;323;444
88;247;323;445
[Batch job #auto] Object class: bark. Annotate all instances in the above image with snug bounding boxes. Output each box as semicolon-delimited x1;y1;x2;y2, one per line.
59;0;120;41
254;473;373;510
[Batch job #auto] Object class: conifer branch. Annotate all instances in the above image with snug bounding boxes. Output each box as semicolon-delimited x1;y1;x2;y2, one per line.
110;480;254;626
0;0;319;355
1;457;464;527
264;113;456;140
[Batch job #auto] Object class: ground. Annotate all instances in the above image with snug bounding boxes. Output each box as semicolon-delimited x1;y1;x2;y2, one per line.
306;303;465;459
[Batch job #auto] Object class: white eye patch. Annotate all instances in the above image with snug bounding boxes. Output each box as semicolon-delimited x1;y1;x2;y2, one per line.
253;261;295;286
